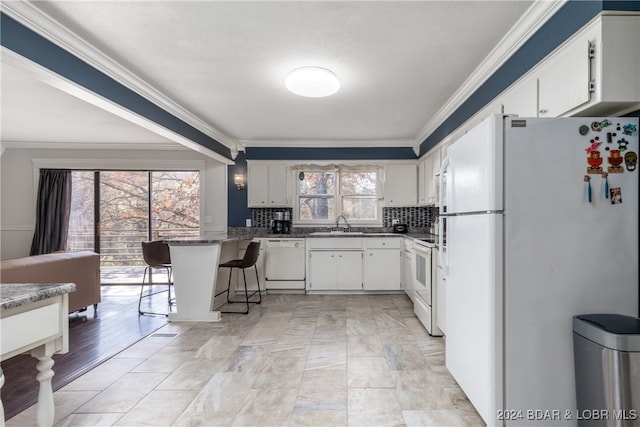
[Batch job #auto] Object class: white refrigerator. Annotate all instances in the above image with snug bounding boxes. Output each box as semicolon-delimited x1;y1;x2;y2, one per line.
439;114;639;426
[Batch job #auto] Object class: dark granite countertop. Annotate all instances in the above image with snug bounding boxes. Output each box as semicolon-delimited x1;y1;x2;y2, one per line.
221;228;444;246
163;233;250;245
0;283;77;311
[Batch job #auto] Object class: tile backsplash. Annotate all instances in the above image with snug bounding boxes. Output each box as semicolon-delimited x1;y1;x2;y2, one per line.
252;208;293;228
250;206;436;230
382;206;436;228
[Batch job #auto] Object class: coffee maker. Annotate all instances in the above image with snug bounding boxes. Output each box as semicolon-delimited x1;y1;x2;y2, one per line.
271;211;291;234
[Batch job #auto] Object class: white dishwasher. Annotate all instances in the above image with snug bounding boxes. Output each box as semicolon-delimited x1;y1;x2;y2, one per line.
264;239;306;290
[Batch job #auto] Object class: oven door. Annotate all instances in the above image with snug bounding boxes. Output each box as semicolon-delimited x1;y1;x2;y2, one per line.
413;243;431;306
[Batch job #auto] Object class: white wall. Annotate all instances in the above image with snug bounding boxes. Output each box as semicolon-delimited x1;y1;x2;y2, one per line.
0;147;228;260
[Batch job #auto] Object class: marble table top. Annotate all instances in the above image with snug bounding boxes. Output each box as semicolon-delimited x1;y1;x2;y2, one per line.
0;283;77;310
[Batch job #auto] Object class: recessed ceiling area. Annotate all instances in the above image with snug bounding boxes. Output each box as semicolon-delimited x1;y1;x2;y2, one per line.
2;1;536;152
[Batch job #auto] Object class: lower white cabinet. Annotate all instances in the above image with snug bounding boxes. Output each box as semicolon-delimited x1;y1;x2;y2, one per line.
363;238;402;291
433;247;446;334
403;241;415;302
308;250;362;290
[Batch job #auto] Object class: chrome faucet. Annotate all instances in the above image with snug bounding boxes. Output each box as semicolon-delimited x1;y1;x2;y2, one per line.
335;215;350;231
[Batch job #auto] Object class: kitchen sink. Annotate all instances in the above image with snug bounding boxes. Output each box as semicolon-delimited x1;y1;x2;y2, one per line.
310;231;363;235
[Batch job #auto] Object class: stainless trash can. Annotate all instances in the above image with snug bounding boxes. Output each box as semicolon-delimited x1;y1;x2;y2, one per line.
573;314;640;427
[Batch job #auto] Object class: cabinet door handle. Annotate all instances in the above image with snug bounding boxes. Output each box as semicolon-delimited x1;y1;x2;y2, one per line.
539;109;548;114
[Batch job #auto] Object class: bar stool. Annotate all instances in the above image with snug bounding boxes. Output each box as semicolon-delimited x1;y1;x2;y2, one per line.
215;241;262;314
138;240;173;316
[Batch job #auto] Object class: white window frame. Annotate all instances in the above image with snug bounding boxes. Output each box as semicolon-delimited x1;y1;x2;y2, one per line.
292;164;382;226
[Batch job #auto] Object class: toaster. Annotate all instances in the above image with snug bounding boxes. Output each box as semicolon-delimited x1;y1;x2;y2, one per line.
392;223;408;233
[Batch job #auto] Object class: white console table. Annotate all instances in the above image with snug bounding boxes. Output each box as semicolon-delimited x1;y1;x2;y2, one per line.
0;283;75;427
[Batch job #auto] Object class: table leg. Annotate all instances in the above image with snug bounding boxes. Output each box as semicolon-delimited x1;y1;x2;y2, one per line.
1;367;5;427
31;342;56;427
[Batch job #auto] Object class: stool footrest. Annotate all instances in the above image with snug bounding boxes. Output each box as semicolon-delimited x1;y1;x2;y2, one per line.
216;262;262;314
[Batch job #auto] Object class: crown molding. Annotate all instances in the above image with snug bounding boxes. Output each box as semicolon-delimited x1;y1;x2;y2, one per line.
0;140;188;151
1;0;238;151
241;138;414;148
31;157;206;171
413;0;567;148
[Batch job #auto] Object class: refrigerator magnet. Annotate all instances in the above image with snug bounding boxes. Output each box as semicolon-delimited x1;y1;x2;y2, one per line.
606;150;624;173
591;119;612;131
586;150;603;174
617;138;629;152
610;187;622;205
583;175;592;203
622;123;637;136
601;172;609;198
625;152;637;172
579;125;590;135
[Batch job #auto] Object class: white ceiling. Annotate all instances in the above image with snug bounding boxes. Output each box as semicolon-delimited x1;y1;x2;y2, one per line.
0;60;179;148
1;0;539;156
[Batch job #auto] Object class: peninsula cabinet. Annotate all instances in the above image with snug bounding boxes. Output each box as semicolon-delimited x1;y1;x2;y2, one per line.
384;163;417;206
363;238;402;291
247;162;289;207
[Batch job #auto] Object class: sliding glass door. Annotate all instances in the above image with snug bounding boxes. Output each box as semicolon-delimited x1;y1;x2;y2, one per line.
67;170;200;284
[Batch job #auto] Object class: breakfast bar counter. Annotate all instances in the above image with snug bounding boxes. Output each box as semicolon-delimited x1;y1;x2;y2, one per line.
164;234;250;322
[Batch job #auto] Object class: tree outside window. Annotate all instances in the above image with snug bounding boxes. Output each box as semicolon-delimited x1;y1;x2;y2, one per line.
295;166;380;224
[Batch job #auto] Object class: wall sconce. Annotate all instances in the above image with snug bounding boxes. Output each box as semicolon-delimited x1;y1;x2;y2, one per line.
234;173;245;190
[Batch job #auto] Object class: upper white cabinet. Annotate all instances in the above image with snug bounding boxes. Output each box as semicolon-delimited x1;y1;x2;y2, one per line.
418;155;432;206
247;162;289;207
417;158;427;205
510;15;640;119
591;16;640;111
417;147;441;206
384;164;417;207
501;78;539;118
428;148;441;205
536;33;591;117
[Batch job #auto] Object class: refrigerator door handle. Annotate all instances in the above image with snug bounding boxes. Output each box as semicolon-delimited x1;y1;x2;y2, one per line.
439;155;449;216
439;155;450;274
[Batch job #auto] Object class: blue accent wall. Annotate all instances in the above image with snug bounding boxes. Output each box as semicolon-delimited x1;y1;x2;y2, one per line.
227;152;252;227
246;146;416;160
0;13;232;160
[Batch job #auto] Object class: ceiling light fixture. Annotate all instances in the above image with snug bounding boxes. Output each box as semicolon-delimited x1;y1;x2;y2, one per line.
285;67;340;98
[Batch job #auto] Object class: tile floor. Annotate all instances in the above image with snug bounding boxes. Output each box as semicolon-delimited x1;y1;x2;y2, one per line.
7;293;484;427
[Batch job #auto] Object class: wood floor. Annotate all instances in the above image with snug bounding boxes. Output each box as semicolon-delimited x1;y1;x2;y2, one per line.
1;285;169;420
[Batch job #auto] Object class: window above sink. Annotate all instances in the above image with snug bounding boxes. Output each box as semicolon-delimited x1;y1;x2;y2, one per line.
292;164;382;227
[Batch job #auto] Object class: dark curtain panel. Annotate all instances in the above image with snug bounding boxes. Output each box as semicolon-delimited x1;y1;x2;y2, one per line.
30;169;72;255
